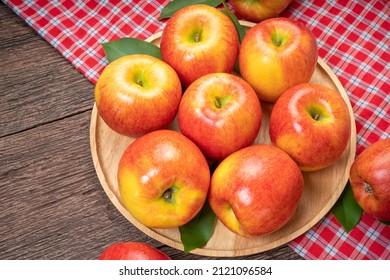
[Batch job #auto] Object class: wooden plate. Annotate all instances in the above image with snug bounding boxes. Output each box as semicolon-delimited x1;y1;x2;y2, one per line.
90;21;357;257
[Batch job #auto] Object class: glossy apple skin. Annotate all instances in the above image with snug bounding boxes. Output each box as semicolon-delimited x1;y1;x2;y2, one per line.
160;4;239;88
209;144;304;237
98;242;170;260
350;138;390;222
118;130;210;228
269;83;351;171
178;73;262;161
239;17;318;102
95;54;182;137
229;0;293;22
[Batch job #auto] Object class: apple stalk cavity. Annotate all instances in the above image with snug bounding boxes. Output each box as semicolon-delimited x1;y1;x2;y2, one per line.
163;187;175;203
364;183;373;195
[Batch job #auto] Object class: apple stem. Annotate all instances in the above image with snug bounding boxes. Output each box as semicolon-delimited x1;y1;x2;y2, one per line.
163;188;174;202
214;96;222;109
163;190;171;200
136;78;143;87
364;183;373;195
271;32;288;47
194;33;201;42
313;113;320;121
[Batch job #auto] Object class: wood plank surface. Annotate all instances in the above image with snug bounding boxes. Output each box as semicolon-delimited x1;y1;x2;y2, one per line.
0;3;94;137
0;2;302;260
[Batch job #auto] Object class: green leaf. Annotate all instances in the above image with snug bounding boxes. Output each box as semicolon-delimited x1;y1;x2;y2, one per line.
159;0;221;20
219;0;246;74
220;1;246;43
332;180;363;233
379;220;390;226
179;200;217;253
102;38;161;63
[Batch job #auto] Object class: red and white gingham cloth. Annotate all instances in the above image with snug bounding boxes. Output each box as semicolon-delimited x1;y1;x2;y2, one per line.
4;0;389;259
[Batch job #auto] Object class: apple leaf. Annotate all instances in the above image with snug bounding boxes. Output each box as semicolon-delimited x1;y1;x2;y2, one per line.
379;220;390;226
159;0;222;20
179;200;217;253
219;0;246;74
332;180;363;233
220;1;246;43
101;37;162;63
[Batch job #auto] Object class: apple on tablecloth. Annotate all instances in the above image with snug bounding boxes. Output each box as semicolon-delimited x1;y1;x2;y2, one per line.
350;138;390;222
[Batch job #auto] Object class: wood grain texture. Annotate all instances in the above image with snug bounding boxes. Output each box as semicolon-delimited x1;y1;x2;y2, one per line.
0;3;301;259
0;3;94;137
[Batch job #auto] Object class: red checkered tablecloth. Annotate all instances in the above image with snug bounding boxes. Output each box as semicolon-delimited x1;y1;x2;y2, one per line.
4;0;389;259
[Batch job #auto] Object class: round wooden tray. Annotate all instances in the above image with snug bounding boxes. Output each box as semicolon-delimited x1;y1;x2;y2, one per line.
90;21;357;257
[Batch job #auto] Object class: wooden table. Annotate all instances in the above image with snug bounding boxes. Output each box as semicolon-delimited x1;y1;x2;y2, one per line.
0;3;302;260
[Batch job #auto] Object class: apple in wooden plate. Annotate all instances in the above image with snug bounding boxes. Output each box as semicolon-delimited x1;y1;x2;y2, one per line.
160;4;239;88
178;73;262;161
269;83;351;171
229;0;293;22
99;242;170;260
95;54;182;137
118;130;210;228
209;144;304;237
239;17;318;102
349;138;390;222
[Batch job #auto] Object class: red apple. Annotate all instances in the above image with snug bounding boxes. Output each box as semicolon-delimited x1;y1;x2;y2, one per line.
229;0;293;22
118;129;210;228
350;138;390;222
178;73;262;161
209;144;304;237
239;17;318;102
98;242;170;260
95;54;182;137
269;83;352;171
160;4;239;88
